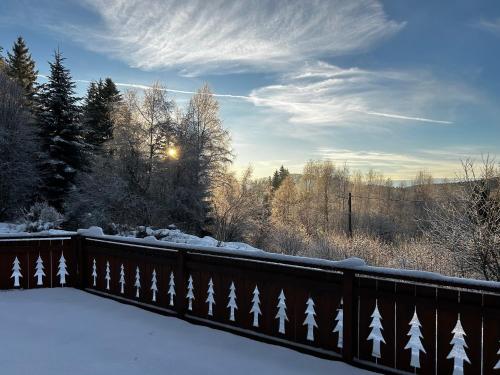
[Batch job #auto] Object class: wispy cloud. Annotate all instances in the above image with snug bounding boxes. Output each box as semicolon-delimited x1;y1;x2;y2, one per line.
248;62;475;126
476;17;500;35
56;0;404;75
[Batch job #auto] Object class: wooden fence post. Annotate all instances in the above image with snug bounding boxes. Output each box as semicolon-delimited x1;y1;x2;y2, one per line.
342;269;356;363
176;249;186;316
73;234;85;289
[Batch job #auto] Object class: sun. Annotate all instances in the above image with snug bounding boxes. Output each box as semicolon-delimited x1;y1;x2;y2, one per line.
166;147;178;159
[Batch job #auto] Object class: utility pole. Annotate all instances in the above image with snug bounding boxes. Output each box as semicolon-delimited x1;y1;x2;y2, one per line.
348;192;352;237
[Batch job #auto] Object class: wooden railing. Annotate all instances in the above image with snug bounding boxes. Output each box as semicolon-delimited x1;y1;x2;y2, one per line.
1;233;499;374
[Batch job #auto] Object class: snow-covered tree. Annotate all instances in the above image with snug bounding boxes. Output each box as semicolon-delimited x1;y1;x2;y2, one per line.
105;261;111;290
151;269;158;302
57;252;68;286
227;281;237;321
367;301;385;359
5;36;38;103
34;254;45;286
333;298;343;349
303;297;318;341
494;342;500;370
405;308;426;368
119;264;125;294
186;275;194;311
134;266;141;298
276;289;288;334
11;256;22;287
447;317;470;375
250;285;261;327
92;258;97;287
168;271;175;306
206;278;215;316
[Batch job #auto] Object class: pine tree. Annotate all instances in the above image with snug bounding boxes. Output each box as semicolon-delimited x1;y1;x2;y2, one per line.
367;301;385;359
250;285;261;327
119;264;125;294
447;317;470;375
168;271;175;306
134;266;141;298
206;278;215;316
37;49;85;210
227;281;237;321
303;297;318;341
333;298;343;349
57;252;68;286
11;256;22;287
186;275;195;311
404;308;426;369
92;258;97;286
6;36;38;103
34;254;45;286
105;261;111;290
151;269;158;302
0;45;5;71
276;289;288;334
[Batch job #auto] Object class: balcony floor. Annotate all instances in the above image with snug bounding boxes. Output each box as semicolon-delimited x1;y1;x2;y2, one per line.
0;288;375;375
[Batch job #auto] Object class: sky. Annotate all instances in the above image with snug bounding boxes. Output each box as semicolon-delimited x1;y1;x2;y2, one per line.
1;0;499;180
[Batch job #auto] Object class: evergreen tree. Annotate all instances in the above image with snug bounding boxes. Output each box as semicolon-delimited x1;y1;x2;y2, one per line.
37;49;85;210
206;278;215;316
271;165;290;190
0;46;5;71
250;285;261;327
168;271;176;306
6;36;38;103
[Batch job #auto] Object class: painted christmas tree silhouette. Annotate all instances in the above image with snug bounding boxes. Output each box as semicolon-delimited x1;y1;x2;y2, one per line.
404;308;426;368
134;266;141;298
168;271;175;306
250;285;261;327
227;281;237;321
11;256;22;288
206;278;215;316
119;264;125;294
57;252;68;286
276;289;288;334
333;298;344;349
494;342;500;370
105;261;111;290
34;254;45;286
367;300;385;359
186;275;195;311
151;269;158;302
447;317;470;375
303;297;318;341
92;259;97;286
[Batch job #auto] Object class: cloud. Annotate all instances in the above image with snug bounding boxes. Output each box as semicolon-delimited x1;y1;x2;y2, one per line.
476;18;500;35
58;0;404;75
248;61;475;126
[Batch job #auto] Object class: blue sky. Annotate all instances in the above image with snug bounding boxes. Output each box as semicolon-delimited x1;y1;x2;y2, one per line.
1;0;499;179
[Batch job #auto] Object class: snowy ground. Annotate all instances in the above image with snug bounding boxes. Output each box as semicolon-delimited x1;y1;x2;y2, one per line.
0;289;376;375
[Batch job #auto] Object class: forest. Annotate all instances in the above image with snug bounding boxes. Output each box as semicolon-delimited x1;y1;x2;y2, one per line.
1;37;499;281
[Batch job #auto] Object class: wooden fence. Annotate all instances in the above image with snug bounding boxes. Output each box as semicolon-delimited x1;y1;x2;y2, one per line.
1;233;499;374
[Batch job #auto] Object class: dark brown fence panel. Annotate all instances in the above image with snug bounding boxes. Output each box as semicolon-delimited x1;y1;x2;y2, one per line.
0;237;74;290
483;294;500;374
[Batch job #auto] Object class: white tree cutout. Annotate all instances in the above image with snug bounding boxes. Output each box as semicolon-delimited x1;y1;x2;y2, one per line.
186;275;195;311
34;254;45;286
276;289;288;334
333;298;344;349
168;271;175;306
250;286;261;327
227;282;237;321
494;342;500;370
303;297;318;341
367;300;385;359
57;252;68;286
92;259;97;287
105;261;111;290
134;266;141;298
447;316;470;375
119;264;125;294
11;256;22;287
151;269;158;302
404;308;426;368
206;278;215;316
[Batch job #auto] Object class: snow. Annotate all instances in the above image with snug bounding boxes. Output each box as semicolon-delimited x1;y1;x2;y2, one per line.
0;288;376;375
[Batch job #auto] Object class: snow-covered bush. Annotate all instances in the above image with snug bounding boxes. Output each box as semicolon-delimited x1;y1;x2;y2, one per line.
20;202;64;232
